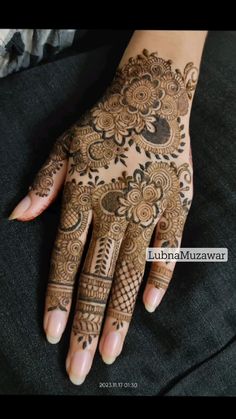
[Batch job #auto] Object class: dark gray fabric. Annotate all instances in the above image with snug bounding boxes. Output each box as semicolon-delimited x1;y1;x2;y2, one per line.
166;337;236;396
0;30;235;396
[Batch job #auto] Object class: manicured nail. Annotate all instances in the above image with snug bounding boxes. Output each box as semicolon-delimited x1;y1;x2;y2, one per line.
145;287;163;313
69;351;92;385
102;331;121;365
8;195;31;220
46;311;66;344
66;356;71;373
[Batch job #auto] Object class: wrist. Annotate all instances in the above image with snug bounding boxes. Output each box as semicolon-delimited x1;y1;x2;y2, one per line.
119;30;207;105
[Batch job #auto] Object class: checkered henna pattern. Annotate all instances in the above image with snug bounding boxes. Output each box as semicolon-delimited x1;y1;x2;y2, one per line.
107;261;143;327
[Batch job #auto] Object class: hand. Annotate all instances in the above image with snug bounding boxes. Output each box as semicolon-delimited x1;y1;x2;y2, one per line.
10;48;198;385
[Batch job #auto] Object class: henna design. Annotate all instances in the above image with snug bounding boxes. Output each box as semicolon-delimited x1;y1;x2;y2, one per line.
94;237;114;276
47;231;84;311
90;49;198;157
73;272;113;348
49;233;83;283
107;260;143;328
148;266;173;290
106;221;155;327
78;272;112;304
47;283;73;311
73;301;104;349
68;125;129;176
30;130;73;197
109;310;131;330
44;50;197;342
59;181;92;233
120;223;154;271
155;162;193;245
116;169;163;227
104;159;192;328
47;182;92;312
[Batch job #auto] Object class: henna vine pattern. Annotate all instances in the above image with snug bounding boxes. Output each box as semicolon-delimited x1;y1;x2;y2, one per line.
36;50;198;349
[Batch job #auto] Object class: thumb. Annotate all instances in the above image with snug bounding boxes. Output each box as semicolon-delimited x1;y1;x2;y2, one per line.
9;131;71;221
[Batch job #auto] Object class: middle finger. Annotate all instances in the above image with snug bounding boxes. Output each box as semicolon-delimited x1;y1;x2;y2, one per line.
66;215;127;385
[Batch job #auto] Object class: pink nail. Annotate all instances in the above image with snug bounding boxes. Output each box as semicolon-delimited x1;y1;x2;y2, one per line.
145;287;164;313
8;195;31;220
102;331;121;364
46;311;66;344
66;356;71;373
69;351;92;385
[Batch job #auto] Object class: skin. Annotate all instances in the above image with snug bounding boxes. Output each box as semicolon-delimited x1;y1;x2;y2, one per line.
9;30;207;385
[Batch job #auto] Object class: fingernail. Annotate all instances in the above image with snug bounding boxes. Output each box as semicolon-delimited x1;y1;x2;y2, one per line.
145;287;163;313
102;331;121;365
46;310;66;344
69;351;92;385
66;356;71;373
8;195;31;220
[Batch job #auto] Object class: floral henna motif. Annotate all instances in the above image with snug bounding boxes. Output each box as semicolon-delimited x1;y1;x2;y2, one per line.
116;169;162;227
90;49;197;155
68;125;129;176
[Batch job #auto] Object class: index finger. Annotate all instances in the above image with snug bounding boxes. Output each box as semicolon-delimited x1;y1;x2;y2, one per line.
44;180;92;343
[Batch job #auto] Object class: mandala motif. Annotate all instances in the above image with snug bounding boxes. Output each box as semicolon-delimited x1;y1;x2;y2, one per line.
121;74;161;114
